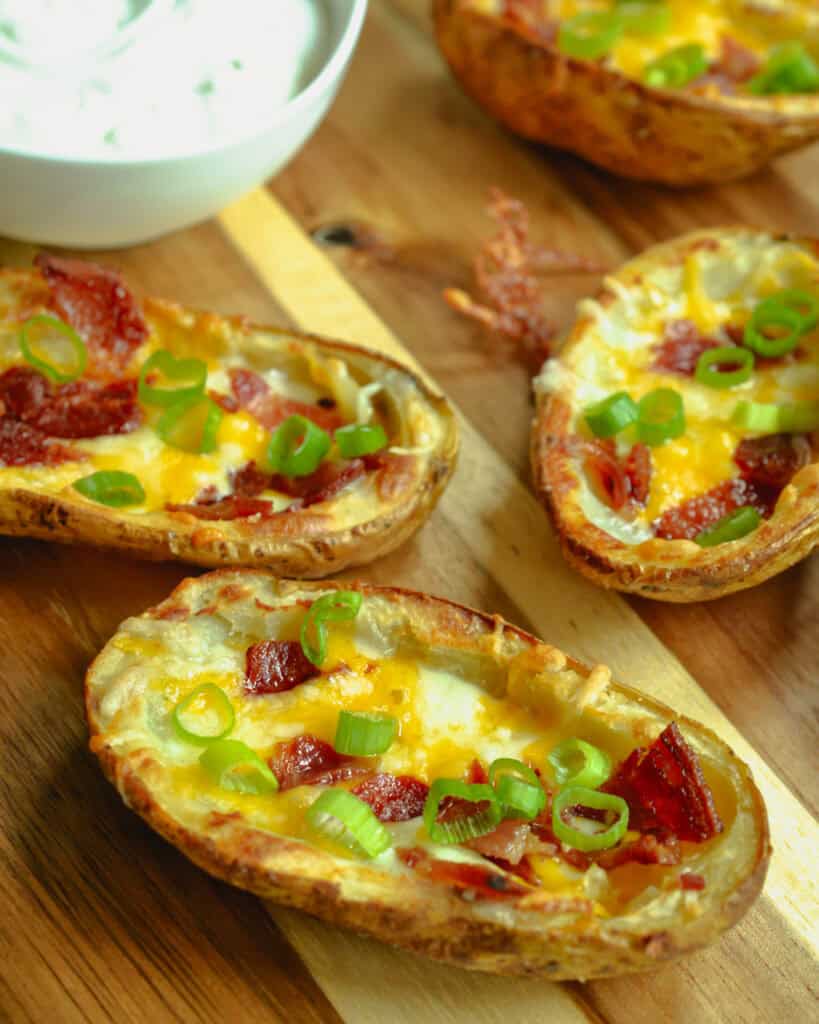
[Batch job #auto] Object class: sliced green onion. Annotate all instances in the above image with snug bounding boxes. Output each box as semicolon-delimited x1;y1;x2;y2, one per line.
267;414;331;477
300;590;364;667
743;299;804;358
73;470;145;508
138;349;208;407
694;507;761;547
19;315;87;383
748;42;819;96
306;788;392;858
423;779;502;844
775;289;819;331
584;391;639;438
547;738;612;791
732;399;819;434
334;423;388;458
156;395;223;454
334;710;397;756
173;684;235;745
552;786;629;852
694;346;754;389
558;12;623;60
489;758;546;820
637;388;685;445
615;1;671;37
199;739;279;795
644;44;708;88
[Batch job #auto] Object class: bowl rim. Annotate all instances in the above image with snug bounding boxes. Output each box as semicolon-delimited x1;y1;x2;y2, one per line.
0;0;368;168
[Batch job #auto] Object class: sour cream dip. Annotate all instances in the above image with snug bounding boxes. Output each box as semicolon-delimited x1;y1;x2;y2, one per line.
0;0;331;159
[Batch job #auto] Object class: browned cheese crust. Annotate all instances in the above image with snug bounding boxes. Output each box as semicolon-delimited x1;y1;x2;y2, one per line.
530;228;819;601
86;571;770;978
433;0;819;186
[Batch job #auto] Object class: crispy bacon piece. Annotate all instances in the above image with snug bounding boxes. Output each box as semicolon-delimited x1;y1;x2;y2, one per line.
466;820;531;865
269;734;368;791
584;439;651;512
444;189;602;369
714;36;762;83
466;758;489;785
228;367;344;432
602;723;723;842
654;433;810;539
229;457;369;508
0;417;83;467
595;833;681;870
352;773;429;822
396;847;532;901
651;320;728;376
35;253;148;372
166;496;277;520
680;872;706;891
244;640;318;696
231;461;271;498
0;367;141;439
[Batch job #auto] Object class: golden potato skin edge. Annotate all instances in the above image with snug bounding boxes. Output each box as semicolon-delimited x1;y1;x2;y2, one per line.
0;294;458;577
85;572;770;979
530;229;819;602
432;0;819;186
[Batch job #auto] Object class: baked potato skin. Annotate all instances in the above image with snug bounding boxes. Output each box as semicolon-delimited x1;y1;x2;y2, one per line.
433;0;819;186
0;290;458;577
531;229;819;602
86;572;770;979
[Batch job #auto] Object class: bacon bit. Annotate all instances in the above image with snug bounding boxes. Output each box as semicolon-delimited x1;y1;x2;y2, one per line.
0;366;141;438
444;189;603;371
269;734;368;791
0;416;84;467
654;434;810;539
274;459;367;508
244;640;318;695
352;773;429;822
602;723;723;842
651;320;728;376
466;758;489;785
35;253;148;372
584;439;651;513
209;389;239;413
530;805;592;871
680;872;706;891
228;367;344;432
714;36;761;83
396;847;532;901
596;833;681;870
365;451;417;502
231;460;271;498
166;496;278;520
466;820;531;865
734;434;811;490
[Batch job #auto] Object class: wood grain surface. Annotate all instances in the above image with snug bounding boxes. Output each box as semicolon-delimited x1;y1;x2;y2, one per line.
1;2;817;1022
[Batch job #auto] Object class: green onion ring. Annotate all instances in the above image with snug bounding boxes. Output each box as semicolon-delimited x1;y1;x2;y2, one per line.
584;391;639;438
173;684;235;745
743;299;804;358
694;346;755;389
423;779;502;845
488;758;546;820
138;349;208;408
334;710;397;756
775;288;819;331
732;399;819;434
547;738;612;790
19;315;87;383
552;786;629;852
644;43;708;88
694;507;762;547
306;789;392;858
636;388;686;446
335;423;388;458
748;42;819;96
156;395;223;454
558;12;623;60
267;414;331;477
199;738;279;795
300;590;364;667
73;470;146;508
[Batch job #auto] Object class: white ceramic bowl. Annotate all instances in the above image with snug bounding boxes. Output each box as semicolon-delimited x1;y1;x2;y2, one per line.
0;0;367;249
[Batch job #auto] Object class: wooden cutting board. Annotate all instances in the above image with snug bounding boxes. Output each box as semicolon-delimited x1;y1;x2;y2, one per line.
0;2;816;1022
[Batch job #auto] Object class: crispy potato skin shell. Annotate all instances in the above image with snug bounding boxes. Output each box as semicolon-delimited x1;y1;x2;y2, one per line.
86;571;770;978
530;229;819;602
0;289;458;577
433;0;819;186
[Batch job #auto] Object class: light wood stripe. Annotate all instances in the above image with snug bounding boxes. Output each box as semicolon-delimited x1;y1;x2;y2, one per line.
218;188;818;994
